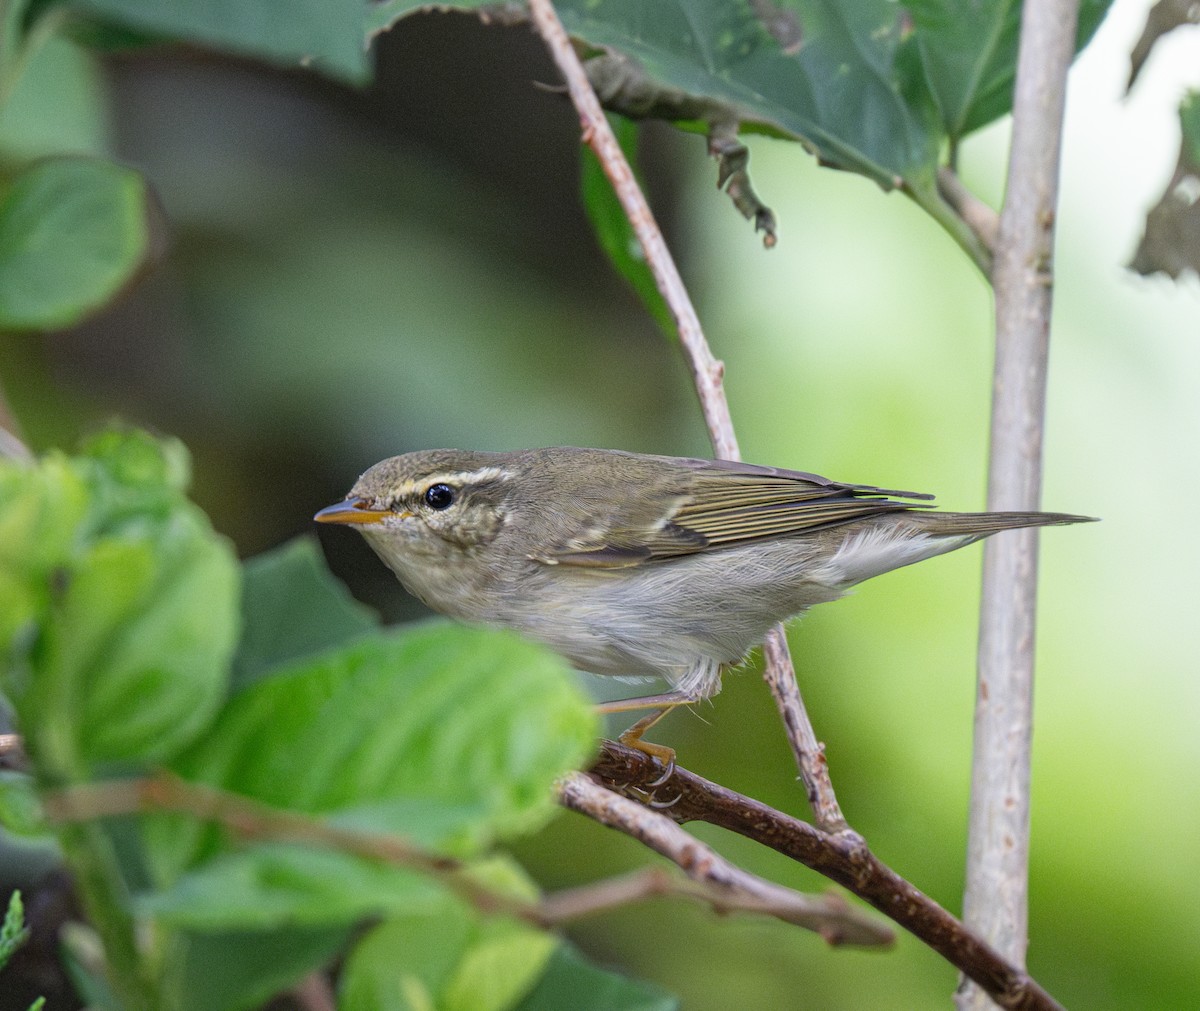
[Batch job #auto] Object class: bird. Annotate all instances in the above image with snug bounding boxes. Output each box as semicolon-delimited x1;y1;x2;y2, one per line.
315;447;1093;762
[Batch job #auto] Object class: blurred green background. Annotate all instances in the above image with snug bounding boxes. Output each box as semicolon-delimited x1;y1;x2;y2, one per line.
2;1;1198;1008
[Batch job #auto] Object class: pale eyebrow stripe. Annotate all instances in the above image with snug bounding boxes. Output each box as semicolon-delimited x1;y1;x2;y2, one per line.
393;467;514;496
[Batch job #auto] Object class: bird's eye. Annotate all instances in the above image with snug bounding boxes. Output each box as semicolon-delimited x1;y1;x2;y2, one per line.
423;483;456;510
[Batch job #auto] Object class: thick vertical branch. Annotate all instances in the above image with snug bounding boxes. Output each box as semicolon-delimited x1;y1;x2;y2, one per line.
960;3;1079;1007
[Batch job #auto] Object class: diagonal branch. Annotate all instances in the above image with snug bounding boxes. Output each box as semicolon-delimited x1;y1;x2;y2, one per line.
961;4;1080;1007
555;771;890;946
586;741;1064;1011
525;0;846;835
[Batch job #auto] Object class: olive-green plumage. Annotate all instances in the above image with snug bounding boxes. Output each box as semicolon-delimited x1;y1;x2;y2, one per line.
316;447;1093;701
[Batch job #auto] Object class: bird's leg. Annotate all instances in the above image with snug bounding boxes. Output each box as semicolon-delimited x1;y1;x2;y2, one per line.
594;690;698;778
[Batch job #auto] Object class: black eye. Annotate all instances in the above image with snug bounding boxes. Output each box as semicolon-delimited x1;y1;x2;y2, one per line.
424;483;456;510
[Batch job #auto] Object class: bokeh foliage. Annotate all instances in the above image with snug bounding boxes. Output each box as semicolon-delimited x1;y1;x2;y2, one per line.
0;1;1196;1010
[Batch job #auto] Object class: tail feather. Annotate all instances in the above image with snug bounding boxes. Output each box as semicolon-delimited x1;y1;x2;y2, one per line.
911;510;1097;538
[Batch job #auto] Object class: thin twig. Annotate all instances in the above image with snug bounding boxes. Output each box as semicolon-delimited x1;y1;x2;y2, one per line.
761;629;848;831
525;0;845;833
41;773;888;944
960;4;1080;1008
588;741;1064;1011
555;772;891;947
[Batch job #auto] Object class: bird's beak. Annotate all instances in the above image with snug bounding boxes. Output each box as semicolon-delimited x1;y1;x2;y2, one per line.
314;499;393;525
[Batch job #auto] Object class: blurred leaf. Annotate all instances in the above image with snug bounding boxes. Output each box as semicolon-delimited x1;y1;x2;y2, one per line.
339;873;555;1011
0;430;239;774
903;0;1112;140
581;117;673;338
60;922;121;1010
0;454;87;654
0;157;151;332
75;0;370;83
140;842;444;929
0;36;110;161
1130;92;1200;280
0;770;44;836
515;943;679;1011
173;622;597;855
170;924;351;1011
51;514;238;764
1127;0;1200;91
233;536;378;692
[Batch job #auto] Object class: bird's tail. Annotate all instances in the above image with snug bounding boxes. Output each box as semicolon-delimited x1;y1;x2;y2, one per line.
908;510;1097;538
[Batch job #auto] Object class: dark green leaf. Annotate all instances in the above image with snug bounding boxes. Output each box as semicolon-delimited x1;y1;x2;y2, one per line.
76;0;370;84
173;622;596;854
516;943;679;1011
0;157;151;332
233;536;378;692
140;843;444;929
904;0;1113;140
581;117;674;338
375;1;941;195
170;924;351;1011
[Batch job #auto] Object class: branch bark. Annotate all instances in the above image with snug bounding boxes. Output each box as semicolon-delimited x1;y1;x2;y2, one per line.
961;3;1080;1008
524;0;846;835
555;772;890;946
587;741;1064;1011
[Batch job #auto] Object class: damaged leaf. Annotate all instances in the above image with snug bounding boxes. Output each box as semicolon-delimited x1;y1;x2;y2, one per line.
1128;0;1200;92
1130;91;1200;279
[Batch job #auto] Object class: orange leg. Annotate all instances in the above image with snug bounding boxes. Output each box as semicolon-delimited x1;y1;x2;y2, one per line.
595;690;698;772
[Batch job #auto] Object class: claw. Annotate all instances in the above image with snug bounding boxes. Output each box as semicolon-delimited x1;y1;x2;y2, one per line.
648;790;683;810
647;756;676;788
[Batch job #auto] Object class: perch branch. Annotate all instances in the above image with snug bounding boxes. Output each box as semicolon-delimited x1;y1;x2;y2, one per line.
525;0;846;834
555;772;890;946
961;4;1079;1007
587;741;1064;1011
41;773;887;944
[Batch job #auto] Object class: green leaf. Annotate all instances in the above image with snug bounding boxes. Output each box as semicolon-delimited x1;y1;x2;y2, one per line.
169;924;351;1011
903;0;1114;140
515;943;679;1011
0;156;152;332
140;842;444;930
76;0;370;84
376;1;941;193
174;622;597;854
581;117;673;339
47;513;239;765
0;36;110;161
0;430;240;775
339;876;556;1011
233;536;378;692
